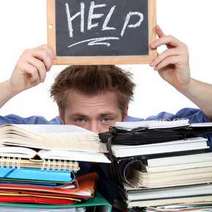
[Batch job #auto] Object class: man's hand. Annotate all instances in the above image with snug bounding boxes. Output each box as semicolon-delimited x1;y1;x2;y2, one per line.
150;26;190;91
9;45;55;95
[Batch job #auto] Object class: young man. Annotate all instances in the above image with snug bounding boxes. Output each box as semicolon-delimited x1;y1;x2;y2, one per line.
0;26;212;210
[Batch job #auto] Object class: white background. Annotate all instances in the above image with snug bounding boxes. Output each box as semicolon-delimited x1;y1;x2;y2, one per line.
0;0;211;120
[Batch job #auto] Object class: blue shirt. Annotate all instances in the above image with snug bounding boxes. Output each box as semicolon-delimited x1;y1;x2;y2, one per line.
0;107;209;124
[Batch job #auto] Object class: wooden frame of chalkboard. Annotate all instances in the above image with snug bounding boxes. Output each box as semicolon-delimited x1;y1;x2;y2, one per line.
47;0;156;65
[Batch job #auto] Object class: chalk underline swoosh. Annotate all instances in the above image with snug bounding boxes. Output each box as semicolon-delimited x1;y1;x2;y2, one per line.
67;37;120;48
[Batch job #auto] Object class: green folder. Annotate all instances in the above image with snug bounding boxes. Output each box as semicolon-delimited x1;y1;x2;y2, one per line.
0;193;112;212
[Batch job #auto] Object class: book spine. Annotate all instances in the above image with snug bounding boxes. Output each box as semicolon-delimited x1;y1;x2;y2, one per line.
0;157;21;169
41;159;79;172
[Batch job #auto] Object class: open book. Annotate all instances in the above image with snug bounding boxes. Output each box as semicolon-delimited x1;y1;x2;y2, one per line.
0;124;107;152
0;124;110;169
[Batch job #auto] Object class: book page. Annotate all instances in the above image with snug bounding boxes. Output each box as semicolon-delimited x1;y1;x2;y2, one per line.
13;124;92;133
191;122;212;127
38;150;111;163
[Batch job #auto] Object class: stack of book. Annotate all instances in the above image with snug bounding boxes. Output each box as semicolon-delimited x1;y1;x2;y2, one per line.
0;124;111;210
100;120;212;210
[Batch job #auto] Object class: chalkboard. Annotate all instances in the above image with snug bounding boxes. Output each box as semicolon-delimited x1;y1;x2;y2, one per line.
47;0;156;65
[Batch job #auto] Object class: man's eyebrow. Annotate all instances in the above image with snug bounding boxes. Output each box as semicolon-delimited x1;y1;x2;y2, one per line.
100;113;117;117
68;114;88;118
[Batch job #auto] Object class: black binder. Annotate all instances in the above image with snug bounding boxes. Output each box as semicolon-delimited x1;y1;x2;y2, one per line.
99;124;212;146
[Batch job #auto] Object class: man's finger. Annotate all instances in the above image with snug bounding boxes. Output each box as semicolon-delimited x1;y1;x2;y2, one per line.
155;25;165;38
40;45;56;60
28;57;47;82
151;48;181;67
151;35;182;49
31;49;53;71
155;56;181;71
22;63;40;84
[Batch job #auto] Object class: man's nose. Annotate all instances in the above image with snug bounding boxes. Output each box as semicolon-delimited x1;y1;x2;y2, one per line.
89;121;100;133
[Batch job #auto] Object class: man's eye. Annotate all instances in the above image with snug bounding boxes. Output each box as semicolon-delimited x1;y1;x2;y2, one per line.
101;117;114;124
74;118;87;124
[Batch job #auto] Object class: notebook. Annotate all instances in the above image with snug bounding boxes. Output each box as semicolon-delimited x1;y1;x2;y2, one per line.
127;195;212;208
147;151;212;167
0;124;110;165
126;183;212;201
114;119;190;130
0;167;73;182
111;137;208;157
0;146;110;165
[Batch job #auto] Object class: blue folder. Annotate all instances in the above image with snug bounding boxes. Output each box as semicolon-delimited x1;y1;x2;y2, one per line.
0;168;73;183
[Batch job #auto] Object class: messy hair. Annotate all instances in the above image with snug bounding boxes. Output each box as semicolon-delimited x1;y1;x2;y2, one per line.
50;65;135;117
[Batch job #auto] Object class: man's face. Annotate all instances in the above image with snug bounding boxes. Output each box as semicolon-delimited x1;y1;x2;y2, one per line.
61;91;126;133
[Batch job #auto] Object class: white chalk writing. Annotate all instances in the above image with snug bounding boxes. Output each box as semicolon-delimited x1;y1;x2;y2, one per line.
65;1;144;48
68;37;120;48
65;2;85;38
121;12;144;37
88;1;105;30
102;5;116;31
